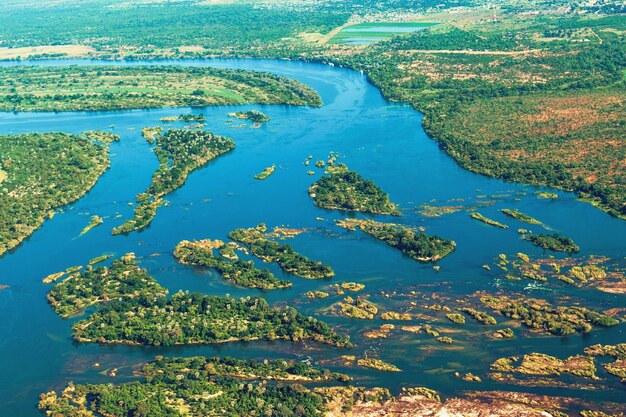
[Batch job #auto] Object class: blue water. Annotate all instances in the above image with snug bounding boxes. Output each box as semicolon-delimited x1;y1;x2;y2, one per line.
0;59;624;416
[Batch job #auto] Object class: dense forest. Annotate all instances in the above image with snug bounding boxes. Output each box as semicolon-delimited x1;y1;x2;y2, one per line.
47;253;167;318
39;356;343;417
228;224;335;279
112;129;235;234
309;165;400;216
0;131;117;256
0;66;322;111
337;219;455;262
73;291;349;347
174;239;292;289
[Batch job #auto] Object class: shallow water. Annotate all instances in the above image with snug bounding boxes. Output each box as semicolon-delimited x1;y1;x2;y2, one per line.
343;26;426;33
0;58;624;416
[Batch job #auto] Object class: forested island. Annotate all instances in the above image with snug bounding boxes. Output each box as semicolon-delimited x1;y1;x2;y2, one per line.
47;253;167;318
309;165;400;215
174;239;291;289
73;291;349;347
480;295;618;336
229;110;271;124
112;129;235;234
526;233;580;253
39;356;348;417
45;254;346;347
0;66;322;111
0;131;117;256
228;224;335;279
337;219;455;262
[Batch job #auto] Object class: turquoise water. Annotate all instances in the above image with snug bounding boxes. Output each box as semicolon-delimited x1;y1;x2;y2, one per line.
0;59;624;416
343;26;427;33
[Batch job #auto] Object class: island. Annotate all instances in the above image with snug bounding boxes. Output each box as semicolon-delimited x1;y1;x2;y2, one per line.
229;110;271;126
336;219;455;262
0;131;118;256
526;233;580;252
308;164;400;215
39;356;348;417
47;253;167;318
480;295;618;336
112;129;235;235
79;215;103;236
174;239;291;289
254;164;276;180
72;291;349;347
0;66;322;111
470;212;508;229
228;224;335;279
501;209;542;225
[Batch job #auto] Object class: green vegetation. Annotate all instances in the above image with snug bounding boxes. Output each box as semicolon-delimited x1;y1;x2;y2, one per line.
481;295;619;336
38;356;347;417
357;358;401;372
174;239;291;289
0;1;348;56
306;290;329;299
337;218;455;262
446;313;466;324
501;209;542;225
323;7;626;220
337;296;379;320
176;113;206;123
48;253;167;318
470;212;508;229
73;291;349;347
0;131;117;256
112;129;235;234
228;224;334;279
526;233;580;252
88;254;112;265
492;353;597;379
229;110;271;124
458;307;497;325
79;215;103;236
309;165;400;215
0;66;321;111
255;164;276;180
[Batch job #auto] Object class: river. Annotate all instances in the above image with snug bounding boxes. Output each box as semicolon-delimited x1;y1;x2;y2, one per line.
0;58;624;416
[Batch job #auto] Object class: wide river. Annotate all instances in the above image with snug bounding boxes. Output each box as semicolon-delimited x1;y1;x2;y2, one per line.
0;59;624;416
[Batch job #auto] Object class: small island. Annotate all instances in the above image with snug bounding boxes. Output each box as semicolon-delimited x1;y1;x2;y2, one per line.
526;233;580;252
337;219;455;262
470;212;508;229
79;215;103;236
174;239;291;289
112;129;235;235
309;165;400;215
229;110;270;126
501;208;542;225
228;224;335;279
254;164;276;180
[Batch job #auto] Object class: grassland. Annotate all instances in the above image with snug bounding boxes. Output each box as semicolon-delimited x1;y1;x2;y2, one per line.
0;66;321;111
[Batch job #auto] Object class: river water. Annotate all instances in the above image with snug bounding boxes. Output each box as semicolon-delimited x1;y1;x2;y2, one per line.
0;59;624;416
